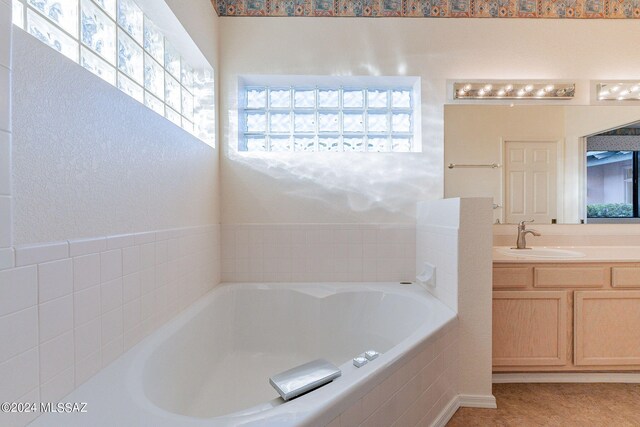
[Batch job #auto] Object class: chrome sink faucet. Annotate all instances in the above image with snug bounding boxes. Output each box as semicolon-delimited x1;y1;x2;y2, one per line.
514;220;541;249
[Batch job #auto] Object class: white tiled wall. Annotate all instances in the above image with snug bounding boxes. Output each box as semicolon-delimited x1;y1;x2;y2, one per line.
457;199;494;404
221;224;416;282
0;0;13;270
415;198;467;312
416;222;459;311
0;225;220;426
417;198;495;411
325;320;459;427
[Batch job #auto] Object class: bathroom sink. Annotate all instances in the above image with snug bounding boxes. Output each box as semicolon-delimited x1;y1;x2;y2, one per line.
497;248;586;259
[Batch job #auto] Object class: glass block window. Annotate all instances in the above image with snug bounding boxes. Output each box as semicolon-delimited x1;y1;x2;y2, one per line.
240;86;415;152
11;0;214;145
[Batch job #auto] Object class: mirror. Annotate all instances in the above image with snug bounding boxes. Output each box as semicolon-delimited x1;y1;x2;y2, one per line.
444;105;640;224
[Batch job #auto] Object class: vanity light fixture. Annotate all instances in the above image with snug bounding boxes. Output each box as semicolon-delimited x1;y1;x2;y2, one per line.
454;82;576;100
597;82;640;101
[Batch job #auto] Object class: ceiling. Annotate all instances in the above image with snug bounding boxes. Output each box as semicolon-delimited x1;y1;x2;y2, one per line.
212;0;640;18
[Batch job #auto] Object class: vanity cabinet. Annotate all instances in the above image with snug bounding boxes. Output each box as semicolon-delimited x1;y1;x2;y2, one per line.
493;262;640;372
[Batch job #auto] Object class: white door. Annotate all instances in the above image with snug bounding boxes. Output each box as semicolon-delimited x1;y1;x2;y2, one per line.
505;141;558;224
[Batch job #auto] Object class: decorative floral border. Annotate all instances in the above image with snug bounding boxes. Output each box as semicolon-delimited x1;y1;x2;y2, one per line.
212;0;640;17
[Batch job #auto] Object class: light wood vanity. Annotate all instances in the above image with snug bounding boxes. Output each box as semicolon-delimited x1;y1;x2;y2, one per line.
493;247;640;372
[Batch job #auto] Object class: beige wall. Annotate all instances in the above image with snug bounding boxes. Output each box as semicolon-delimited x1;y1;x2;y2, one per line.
12;0;220;245
218;18;640;224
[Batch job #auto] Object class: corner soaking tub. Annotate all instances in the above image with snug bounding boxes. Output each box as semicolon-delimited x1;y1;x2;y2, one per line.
32;282;457;427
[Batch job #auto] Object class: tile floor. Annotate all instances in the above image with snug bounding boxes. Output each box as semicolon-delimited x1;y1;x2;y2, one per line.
447;383;640;426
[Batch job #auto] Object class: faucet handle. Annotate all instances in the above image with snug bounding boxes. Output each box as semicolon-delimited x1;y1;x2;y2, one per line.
518;219;535;227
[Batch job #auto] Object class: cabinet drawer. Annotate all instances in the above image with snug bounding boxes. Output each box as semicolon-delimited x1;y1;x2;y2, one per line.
493;267;532;289
534;266;609;288
612;267;640;288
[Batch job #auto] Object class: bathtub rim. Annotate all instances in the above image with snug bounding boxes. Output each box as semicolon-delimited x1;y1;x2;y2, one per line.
129;281;458;426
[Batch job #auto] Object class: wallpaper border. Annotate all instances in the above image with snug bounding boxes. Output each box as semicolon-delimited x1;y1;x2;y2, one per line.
212;0;640;18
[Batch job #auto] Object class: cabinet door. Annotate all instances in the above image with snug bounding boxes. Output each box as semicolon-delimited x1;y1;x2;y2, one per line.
493;291;568;366
574;291;640;366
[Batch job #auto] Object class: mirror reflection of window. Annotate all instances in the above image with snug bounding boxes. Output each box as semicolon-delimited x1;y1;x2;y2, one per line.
586;151;635;218
586;125;640;221
624;166;634;205
586;124;640;222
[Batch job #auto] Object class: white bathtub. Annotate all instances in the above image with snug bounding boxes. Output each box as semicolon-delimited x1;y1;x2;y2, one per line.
32;282;457;427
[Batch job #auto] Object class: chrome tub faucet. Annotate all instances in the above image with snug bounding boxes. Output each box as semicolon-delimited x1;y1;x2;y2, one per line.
514;220;541;249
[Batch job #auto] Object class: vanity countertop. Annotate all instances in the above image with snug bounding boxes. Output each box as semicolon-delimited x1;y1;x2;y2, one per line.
493;246;640;263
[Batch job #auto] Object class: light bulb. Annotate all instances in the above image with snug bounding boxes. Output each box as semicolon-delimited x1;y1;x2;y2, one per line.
545;85;554;92
524;84;533;92
484;84;492;91
504;84;513;92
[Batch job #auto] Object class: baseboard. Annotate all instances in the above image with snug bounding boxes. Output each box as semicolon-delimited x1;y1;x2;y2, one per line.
458;394;497;409
429;393;497;427
493;372;640;383
430;395;460;427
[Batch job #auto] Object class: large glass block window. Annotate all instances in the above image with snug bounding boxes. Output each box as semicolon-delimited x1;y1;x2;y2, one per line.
240;85;416;152
11;0;214;145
